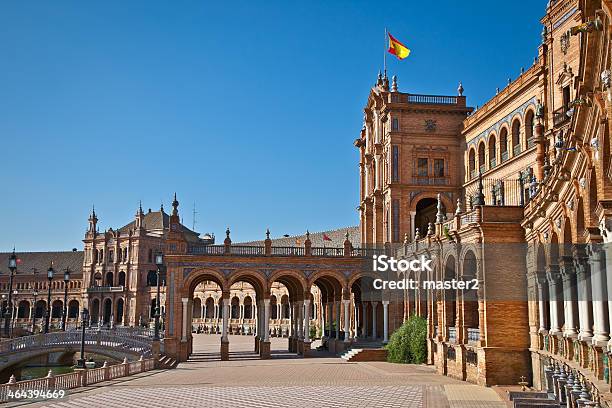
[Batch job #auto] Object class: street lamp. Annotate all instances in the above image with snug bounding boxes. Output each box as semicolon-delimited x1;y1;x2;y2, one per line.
4;250;17;337
154;253;164;341
61;268;71;331
76;308;89;369
32;288;38;334
45;264;54;334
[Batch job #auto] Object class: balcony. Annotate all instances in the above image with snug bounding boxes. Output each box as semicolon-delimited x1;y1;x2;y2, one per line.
501;151;508;162
513;145;521;156
553;105;571;127
527;138;535;149
413;176;450;185
87;286;125;293
489;158;496;168
448;326;457;342
467;328;480;344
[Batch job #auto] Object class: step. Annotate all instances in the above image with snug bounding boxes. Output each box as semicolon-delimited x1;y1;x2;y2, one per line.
341;348;387;362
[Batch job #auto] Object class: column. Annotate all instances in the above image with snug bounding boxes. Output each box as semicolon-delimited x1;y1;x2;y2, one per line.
321;302;326;338
536;274;548;333
362;302;367;339
263;298;270;342
343;299;350;342
181;298;189;342
221;298;229;341
254;303;258;335
327;301;333;337
382;300;389;343
560;258;578;337
605;242;612;351
546;268;562;335
304;299;311;342
288;302;294;337
335;301;340;340
575;257;594;340
589;245;610;345
371;301;378;339
203;304;207;321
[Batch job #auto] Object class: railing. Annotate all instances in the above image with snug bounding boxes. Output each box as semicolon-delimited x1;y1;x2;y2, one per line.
311;247;344;257
467;328;480;343
553;105;571;127
466;349;478;365
407;94;458;105
229;246;265;256
413;176;450;185
513;145;521;156
460;211;479;225
351;247;386;257
501;151;508;162
464;178;524;207
479;165;485;174
270;247;305;256
527;137;535;149
0;357;156;403
187;245;226;255
489;158;496;168
87;286;125;293
448;326;457;343
186;244;367;258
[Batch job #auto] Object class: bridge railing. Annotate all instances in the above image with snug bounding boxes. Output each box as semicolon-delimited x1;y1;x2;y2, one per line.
0;357;156;403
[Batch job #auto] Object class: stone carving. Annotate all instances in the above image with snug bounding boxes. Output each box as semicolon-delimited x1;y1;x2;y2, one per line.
560;31;570;55
425;119;437;132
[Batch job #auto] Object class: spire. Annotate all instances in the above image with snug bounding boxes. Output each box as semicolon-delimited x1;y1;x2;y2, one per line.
436;194;445;224
376;71;383;86
88;205;98;233
391;75;398;92
135;201;145;230
172;193;179;217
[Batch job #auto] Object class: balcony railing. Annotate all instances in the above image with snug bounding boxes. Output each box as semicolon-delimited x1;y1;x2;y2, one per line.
413;176;449;185
270;247;305;256
448;326;457;342
489;158;496;168
479;165;486;174
87;286;125;293
527;138;535;149
467;328;480;344
311;247;344;257
501;151;508;162
513;145;521;156
553;105;571;127
229;246;265;256
407;94;458;105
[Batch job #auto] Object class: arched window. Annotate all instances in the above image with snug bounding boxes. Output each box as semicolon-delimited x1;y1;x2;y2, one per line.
35;300;46;319
51;300;63;318
17;300;30;318
105;272;114;287
478;142;486;173
244;296;252;319
116;299;124;324
270;295;278;320
512;119;521;156
525;110;535;148
500;128;508;162
281;295;289;319
231;296;240;319
205;297;215;318
488;135;497;168
468;149;476;179
193;297;202;318
147;270;157;287
118;271;126;287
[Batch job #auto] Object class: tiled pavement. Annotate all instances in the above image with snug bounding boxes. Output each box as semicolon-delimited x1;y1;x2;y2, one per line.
16;335;507;408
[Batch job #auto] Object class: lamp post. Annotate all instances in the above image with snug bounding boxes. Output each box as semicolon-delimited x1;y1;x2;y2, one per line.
32;288;38;334
45;264;54;334
154;253;164;341
5;250;17;337
11;290;17;333
61;268;71;331
76;308;89;369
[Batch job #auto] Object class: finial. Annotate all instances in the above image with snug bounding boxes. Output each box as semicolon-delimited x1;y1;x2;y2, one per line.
427;222;434;236
415;228;421;240
266;228;270;239
226;227;231;238
496;87;500;95
172;193;179;216
520;67;525;74
403;233;409;244
391;75;398;92
507;77;511;85
139;200;143;212
436;193;444;223
306;230;310;240
345;231;349;240
160;202;164;212
455;198;462;215
91;205;96;217
457;81;464;96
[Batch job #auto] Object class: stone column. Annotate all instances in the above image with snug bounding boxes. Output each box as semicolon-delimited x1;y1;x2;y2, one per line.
559;258;578;337
371;301;378;339
263;298;270;342
575;255;594;341
203;304;207;321
546;267;562;335
181;298;189;342
382;300;389;343
362;302;367;338
303;299;311;342
321;302;327;339
335;301;341;340
604;242;612;351
343;299;351;343
221;298;229;341
536;273;548;333
589;244;610;345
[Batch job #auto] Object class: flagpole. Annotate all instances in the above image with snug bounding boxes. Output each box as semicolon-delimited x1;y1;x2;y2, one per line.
384;27;387;74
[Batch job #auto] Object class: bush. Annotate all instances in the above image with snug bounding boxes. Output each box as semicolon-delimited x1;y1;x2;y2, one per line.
385;315;427;364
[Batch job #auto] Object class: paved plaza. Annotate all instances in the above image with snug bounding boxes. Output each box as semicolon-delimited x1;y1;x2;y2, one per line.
19;335;507;408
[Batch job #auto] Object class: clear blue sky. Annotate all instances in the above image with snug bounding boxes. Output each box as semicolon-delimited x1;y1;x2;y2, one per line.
0;1;545;251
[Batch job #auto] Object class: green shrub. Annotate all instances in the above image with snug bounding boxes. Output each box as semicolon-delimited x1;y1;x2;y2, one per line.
385;315;427;364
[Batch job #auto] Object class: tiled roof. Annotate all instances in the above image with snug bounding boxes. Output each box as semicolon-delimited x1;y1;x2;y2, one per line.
240;226;360;248
0;251;83;277
118;210;202;242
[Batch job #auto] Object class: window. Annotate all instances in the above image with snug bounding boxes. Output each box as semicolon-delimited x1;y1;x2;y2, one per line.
434;159;444;177
563;86;571;108
392;146;399;182
392;199;400;243
148;249;153;263
417;158;428;177
392;118;399;131
108;250;114;264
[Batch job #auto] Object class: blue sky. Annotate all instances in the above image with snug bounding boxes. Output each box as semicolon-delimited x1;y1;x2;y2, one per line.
0;1;545;251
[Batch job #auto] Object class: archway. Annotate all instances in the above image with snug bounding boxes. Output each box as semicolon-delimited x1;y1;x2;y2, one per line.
115;298;124;325
444;256;457;340
17;300;30;319
462;250;479;343
103;298;112;325
415;197;445;237
68;300;79;319
90;299;100;324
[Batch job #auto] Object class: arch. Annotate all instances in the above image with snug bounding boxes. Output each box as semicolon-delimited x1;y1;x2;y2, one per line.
118;271;126;287
51;300;63;319
115;298;124;324
478;141;486;172
576;198;585;242
90;299;100;323
227;270;266;298
488;133;497;168
468;148;476;178
230;296;240;319
270;295;278;319
461;250;479;336
34;300;46;319
414;197;445;236
205;297;215;318
444;255;457;328
17;300;30;319
105;272;114;287
511;118;521;155
280;295;289;319
192;297;202;318
103;298;112;324
183;269;228;296
268;270;309;300
525;109;535;148
499;126;509;161
68;300;79;319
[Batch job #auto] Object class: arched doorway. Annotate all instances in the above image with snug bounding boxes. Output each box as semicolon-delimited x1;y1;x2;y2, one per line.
115;298;124;325
415;197;445;237
90;299;100;324
103;298;112;325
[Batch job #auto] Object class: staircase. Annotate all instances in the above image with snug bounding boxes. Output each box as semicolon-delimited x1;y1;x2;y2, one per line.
508;391;559;407
340;341;387;362
157;354;178;369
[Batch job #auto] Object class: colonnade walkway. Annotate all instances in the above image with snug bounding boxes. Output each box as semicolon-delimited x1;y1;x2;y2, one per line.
23;335;508;408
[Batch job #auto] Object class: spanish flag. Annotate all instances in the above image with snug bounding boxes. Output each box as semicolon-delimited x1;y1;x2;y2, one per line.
388;33;411;60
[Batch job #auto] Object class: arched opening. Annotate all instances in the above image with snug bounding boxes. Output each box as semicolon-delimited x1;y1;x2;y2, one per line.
512;119;521;156
205;297;215;319
270;295;278;320
280;295;289;319
147;270;157;287
478;142;486;173
444;256;457;340
17;300;30;319
193;297;202;319
488;135;497;168
115;298;124;324
150;298;157;319
548;233;564;334
244;296;253;319
525;110;535;148
90;299;100;324
105;272;113;287
51;300;63;319
462;251;479;343
468;149;476;179
231;296;240;319
500;127;508;162
118;271;126;287
34;300;46;319
415;197;445;237
103;298;112;325
68;300;79;319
